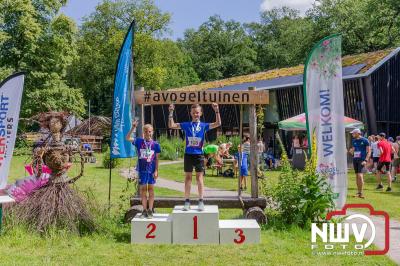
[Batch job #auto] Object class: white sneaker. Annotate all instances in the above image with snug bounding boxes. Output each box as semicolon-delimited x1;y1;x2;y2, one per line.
198;200;205;211
183;201;190;211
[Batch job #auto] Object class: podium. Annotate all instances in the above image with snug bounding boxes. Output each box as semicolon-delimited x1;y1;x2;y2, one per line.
219;220;260;244
131;205;261;244
172;205;219;244
131;213;172;244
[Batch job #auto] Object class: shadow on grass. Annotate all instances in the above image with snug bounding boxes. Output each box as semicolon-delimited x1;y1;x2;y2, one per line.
114;231;131;243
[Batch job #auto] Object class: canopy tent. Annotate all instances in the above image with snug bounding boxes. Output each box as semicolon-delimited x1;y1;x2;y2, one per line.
278;113;364;131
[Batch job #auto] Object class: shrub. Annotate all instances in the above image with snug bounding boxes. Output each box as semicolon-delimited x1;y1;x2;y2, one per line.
157;135;184;160
261;132;334;228
102;148;122;169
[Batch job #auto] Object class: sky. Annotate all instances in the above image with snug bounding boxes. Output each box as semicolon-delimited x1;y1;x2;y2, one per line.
61;0;315;40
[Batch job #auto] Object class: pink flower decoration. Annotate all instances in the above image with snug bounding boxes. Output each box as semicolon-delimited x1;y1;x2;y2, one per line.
322;40;330;47
8;175;50;202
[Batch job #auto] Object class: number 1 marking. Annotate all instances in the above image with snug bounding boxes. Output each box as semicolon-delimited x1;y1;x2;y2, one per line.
193;216;198;240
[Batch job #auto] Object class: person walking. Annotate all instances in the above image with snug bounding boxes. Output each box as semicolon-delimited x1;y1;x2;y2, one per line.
349;129;371;198
375;133;394;192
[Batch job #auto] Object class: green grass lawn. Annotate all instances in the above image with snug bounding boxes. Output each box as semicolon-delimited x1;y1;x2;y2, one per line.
1;155;395;265
159;162;243;191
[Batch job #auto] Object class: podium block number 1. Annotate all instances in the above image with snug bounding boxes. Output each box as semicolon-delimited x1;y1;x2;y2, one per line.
146;223;156;239
193;216;198;240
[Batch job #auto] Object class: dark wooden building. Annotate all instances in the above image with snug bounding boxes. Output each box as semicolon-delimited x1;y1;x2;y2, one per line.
144;48;400;144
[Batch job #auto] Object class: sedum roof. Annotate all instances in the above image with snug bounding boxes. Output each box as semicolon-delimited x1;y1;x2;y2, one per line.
169;48;395;92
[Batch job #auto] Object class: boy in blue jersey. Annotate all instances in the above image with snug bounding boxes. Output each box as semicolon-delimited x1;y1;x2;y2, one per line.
168;103;221;211
126;121;161;218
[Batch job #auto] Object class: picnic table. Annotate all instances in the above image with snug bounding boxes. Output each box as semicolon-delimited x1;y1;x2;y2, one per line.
210;158;238;178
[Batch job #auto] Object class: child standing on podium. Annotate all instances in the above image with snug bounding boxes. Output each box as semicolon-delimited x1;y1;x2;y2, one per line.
168;103;221;211
126;120;161;218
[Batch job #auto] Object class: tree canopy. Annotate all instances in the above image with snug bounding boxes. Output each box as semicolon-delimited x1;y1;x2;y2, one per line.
1;0;400;118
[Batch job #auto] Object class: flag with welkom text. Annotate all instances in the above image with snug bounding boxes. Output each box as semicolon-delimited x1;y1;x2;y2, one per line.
110;21;136;159
0;73;25;189
303;35;347;208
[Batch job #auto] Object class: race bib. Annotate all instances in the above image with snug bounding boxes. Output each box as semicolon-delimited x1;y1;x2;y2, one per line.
140;149;154;161
354;151;361;158
188;137;201;147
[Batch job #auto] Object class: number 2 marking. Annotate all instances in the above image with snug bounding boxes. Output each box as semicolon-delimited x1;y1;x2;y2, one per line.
193;216;198;240
146;223;156;239
234;229;245;244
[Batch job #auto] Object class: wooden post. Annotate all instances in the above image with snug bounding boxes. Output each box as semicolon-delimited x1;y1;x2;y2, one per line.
238;105;243;196
136;86;145;196
137;86;145;138
151;105;154;127
248;87;258;198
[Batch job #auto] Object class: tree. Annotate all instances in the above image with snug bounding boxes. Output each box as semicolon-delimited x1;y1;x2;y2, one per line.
0;0;85;117
308;0;400;54
180;15;259;82
246;7;316;70
68;0;199;116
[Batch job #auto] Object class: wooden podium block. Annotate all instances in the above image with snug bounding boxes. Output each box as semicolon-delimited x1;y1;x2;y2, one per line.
131;213;172;244
172;205;219;244
219;219;260;244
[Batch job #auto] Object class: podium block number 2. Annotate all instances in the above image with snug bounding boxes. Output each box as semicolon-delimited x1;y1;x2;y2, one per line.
234;229;246;244
146;223;156;239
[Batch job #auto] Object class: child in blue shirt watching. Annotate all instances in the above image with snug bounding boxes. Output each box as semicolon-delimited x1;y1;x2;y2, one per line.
235;145;248;190
168;103;221;211
126;121;161;218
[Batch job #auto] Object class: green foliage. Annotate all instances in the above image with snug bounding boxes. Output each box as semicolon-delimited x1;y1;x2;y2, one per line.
262;133;334;228
180;15;259;81
308;0;400;54
0;0;79;117
246;7;316;70
68;0;199;116
25;81;86;116
102;149;123;169
256;105;265;139
157;135;185;160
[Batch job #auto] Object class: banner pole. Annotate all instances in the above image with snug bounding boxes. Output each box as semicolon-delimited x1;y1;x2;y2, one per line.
0;203;3;235
108;155;112;212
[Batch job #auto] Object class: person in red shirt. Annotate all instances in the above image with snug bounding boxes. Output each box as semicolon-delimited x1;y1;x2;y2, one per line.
376;133;395;191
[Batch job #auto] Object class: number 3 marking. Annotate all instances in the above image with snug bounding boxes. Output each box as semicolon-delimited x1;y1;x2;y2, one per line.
234;229;245;244
146;223;156;239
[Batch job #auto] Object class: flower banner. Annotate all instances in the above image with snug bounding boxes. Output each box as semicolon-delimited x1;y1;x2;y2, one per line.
304;35;347;208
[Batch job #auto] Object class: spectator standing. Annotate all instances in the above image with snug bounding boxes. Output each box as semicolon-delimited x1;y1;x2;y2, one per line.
391;136;400;182
370;135;381;173
376;133;394;192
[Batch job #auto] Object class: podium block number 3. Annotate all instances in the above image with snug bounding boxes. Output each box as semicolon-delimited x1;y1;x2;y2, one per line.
234;229;246;244
193;216;198;240
146;223;156;239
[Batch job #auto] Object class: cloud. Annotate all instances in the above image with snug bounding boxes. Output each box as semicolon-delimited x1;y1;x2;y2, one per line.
260;0;315;14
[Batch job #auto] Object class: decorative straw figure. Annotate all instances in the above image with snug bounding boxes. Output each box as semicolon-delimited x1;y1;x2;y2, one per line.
12;112;95;234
